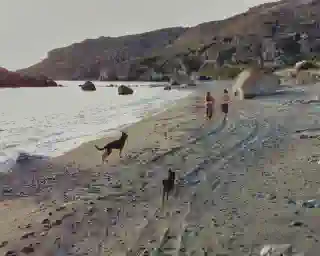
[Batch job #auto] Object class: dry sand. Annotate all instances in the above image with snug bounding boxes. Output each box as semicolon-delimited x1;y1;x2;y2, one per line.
1;82;320;255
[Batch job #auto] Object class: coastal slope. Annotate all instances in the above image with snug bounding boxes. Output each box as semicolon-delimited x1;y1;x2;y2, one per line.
17;27;187;80
17;0;320;81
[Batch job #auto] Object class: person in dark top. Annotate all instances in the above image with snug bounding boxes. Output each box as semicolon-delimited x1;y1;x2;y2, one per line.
205;91;215;120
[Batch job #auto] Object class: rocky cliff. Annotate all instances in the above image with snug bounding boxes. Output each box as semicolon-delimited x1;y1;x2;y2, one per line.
0;67;58;88
17;0;320;80
17;27;187;80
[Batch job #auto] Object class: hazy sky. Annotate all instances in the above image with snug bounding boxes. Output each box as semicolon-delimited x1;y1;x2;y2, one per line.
1;0;276;70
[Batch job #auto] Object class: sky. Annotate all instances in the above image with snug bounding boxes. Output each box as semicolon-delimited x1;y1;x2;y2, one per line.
0;0;277;71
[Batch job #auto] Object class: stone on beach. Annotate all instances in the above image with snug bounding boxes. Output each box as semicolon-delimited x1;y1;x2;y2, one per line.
21;244;35;254
20;231;35;240
0;241;8;248
232;68;280;99
302;199;320;208
4;250;18;256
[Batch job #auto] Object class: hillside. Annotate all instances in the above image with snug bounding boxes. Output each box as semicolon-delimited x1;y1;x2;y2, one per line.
17;0;320;81
17;27;187;80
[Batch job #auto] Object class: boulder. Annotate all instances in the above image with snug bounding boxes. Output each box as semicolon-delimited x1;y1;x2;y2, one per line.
80;81;96;91
295;60;319;72
118;85;133;95
232;68;280;99
164;85;171;90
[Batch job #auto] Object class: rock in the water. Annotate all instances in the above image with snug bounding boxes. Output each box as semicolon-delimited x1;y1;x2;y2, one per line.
80;81;96;91
118;85;133;95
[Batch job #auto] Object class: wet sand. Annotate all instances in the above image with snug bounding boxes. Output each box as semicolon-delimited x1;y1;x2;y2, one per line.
0;82;320;255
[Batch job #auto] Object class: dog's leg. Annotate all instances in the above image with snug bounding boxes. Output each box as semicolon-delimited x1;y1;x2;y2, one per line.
162;180;166;209
102;148;112;163
162;190;165;209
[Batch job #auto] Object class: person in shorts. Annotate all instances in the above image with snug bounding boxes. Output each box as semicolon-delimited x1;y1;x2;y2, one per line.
221;89;230;119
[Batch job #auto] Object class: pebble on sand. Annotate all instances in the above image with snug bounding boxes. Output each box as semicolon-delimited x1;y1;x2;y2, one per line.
0;241;8;248
20;231;35;240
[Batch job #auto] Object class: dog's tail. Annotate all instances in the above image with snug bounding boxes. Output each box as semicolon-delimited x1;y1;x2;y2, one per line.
95;145;105;151
161;180;166;208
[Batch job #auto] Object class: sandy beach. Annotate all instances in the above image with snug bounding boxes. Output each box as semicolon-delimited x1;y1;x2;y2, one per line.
1;81;320;255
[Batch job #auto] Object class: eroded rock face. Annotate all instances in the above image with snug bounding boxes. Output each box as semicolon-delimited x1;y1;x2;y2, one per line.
0;67;58;88
118;85;133;95
80;81;96;91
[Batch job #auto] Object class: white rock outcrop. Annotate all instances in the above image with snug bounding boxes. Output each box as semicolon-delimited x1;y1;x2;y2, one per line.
232;68;280;99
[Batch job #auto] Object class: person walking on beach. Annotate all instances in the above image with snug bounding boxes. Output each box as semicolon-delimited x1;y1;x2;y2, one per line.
221;89;230;119
205;91;215;120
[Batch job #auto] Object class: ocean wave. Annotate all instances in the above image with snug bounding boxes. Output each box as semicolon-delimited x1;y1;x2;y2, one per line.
0;151;49;173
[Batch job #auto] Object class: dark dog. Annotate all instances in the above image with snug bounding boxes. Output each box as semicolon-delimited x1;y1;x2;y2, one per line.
95;131;128;163
162;168;176;206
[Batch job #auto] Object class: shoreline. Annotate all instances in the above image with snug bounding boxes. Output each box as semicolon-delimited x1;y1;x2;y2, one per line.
0;84;212;255
0;86;193;173
2;80;320;255
52;88;200;167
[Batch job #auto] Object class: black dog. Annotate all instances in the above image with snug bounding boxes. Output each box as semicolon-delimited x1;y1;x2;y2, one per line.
95;131;128;163
162;168;176;206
